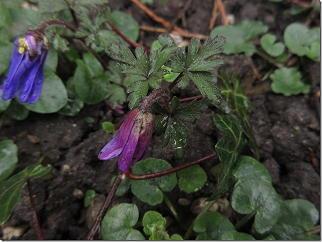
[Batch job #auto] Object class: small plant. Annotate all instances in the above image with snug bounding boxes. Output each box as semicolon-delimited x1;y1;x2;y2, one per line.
0;0;319;240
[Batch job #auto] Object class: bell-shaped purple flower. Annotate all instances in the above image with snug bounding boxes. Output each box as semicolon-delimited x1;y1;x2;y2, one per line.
98;108;154;172
1;32;48;104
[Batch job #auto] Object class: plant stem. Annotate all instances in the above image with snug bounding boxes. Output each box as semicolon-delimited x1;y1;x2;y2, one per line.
130;0;207;40
34;19;76;32
255;50;283;68
126;153;216;180
27;180;44;240
107;21;142;48
86;174;124;240
179;95;203;103
163;194;180;223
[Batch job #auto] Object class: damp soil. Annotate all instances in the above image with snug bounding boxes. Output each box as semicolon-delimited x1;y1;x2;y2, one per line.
0;0;320;240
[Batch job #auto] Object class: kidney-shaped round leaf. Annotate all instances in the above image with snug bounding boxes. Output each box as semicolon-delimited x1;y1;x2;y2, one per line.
193;211;235;240
0;139;18;182
101;203;144;240
130;158;177;206
260;33;285;57
270;67;310;96
178;165;207;193
24;69;68;113
271;199;319;240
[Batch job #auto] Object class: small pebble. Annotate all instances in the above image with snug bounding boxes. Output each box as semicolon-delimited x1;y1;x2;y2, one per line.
73;189;84;199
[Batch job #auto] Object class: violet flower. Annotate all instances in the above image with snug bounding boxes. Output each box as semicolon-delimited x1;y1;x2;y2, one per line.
1;32;48;104
98;108;154;172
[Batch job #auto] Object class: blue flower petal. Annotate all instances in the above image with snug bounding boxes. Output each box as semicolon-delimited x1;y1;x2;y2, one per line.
18;51;47;103
2;46;31;100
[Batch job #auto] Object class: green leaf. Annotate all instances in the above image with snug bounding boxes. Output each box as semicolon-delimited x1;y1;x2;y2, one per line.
128;81;149;109
83;53;104;77
106;84;127;106
45;49;58;71
0;40;11;75
0;139;18;182
270;67;310;96
130;158;177;206
260;33;285;57
0;164;51;224
73;59;109;104
271;199;319;240
37;0;67;12
111;11;140;41
6;101;29;120
231;156;281;234
177;165;207;193
115;177;131;197
213;114;245;195
84;189;96;208
59;98;84;116
193;211;235;239
284;23;320;61
53;35;69;52
101;121;115;134
211;20;268;55
24;70;68;113
188;72;228;112
0;98;10;113
101;203;144;240
143;211;167;239
220;231;255;240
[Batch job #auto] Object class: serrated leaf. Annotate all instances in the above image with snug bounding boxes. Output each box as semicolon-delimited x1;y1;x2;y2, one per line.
37;0;67;13
188;72;227;111
101;203;144;240
24;70;67;113
270;67;310;96
107;84;127;106
130;158;177;206
0;164;51;224
231;156;282;234
128;81;149;108
271;199;319;240
0;139;18;182
177;165;207;193
260;33;285;57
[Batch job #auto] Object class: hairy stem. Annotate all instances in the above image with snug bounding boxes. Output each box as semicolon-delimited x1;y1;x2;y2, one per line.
34;19;76;32
126;153;216;180
86;174;123;240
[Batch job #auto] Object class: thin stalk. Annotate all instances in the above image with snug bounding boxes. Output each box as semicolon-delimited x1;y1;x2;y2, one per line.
126;153;216;180
27;180;44;240
255;49;283;68
34;19;76;32
86;174;123;240
163;194;180;223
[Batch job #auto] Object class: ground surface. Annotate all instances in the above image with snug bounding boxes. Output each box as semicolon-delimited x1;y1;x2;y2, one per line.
0;0;320;239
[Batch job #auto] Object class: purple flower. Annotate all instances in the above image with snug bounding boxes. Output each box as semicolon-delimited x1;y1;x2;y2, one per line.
1;32;48;104
98;108;154;172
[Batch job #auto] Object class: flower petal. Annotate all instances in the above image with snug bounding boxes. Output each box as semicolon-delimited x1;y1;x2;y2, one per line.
118;122;141;172
98;135;123;160
18;51;47;103
2;46;31;100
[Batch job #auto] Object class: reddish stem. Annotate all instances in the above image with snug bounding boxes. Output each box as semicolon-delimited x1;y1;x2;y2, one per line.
179;95;203;103
86;174;123;240
34;19;76;32
107;21;143;48
126;153;216;180
27;180;44;240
